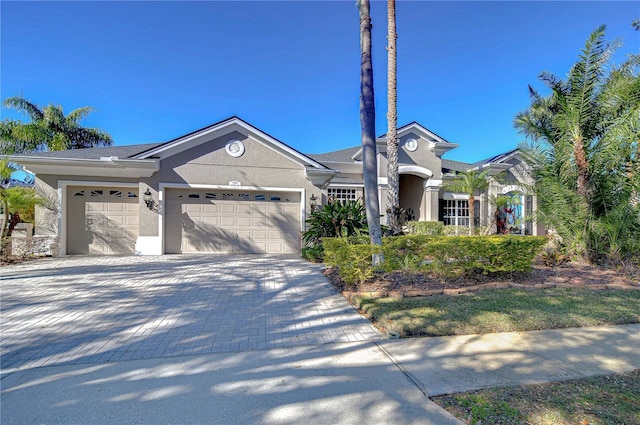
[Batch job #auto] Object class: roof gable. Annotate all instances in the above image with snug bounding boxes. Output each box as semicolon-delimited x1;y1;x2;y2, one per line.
350;121;459;160
133;116;329;170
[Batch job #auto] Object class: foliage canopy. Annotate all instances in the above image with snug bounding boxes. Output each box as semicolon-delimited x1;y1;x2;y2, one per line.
514;25;640;264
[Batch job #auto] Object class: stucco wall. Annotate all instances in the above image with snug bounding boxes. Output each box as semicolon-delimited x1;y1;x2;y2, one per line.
139;131;319;236
34;174;143;237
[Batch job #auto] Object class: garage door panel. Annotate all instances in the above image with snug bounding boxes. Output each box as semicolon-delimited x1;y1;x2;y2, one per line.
201;216;218;226
202;204;218;214
165;189;300;254
107;203;126;212
253;230;268;239
69;187;139;255
237;205;252;214
237;217;251;227
219;217;234;227
267;242;285;253
253;205;268;214
252;217;267;227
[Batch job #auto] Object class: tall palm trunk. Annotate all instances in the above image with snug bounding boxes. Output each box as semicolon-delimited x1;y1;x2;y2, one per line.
386;0;399;233
357;0;383;256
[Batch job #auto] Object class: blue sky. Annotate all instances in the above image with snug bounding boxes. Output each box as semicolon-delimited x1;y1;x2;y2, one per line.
1;1;638;163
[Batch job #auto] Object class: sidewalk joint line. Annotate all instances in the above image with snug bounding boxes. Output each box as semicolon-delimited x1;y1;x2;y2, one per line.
373;340;430;398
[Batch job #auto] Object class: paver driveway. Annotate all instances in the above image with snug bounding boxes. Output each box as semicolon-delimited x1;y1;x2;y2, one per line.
1;255;380;372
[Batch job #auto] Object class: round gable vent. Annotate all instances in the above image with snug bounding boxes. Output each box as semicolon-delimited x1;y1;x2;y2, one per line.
405;138;418;152
225;139;245;157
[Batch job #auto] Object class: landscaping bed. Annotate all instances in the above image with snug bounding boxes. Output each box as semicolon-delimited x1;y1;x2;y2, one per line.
323;260;640;294
324;261;639;337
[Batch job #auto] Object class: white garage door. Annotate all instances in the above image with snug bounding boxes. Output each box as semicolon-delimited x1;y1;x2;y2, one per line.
67;187;140;255
165;189;300;254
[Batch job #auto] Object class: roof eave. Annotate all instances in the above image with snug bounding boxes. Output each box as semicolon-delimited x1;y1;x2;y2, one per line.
7;156;160;178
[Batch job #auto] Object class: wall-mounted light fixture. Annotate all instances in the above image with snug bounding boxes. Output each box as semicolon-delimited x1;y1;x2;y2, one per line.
309;193;318;213
143;187;158;211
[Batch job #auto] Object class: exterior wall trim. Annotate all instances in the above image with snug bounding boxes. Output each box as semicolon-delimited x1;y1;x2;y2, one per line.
398;165;433;178
501;184;527;194
442;192;470;200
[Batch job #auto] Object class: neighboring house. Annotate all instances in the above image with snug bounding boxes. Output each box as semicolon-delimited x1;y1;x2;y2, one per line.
7;116;542;256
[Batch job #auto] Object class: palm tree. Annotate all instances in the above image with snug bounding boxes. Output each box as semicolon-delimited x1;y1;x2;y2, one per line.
357;0;383;260
1;96;113;154
515;25;640;263
385;0;400;233
445;169;489;234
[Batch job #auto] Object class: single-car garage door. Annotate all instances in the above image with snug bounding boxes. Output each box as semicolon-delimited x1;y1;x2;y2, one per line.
67;186;140;255
165;189;300;254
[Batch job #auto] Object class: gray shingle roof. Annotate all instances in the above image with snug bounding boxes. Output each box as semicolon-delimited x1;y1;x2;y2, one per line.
441;158;472;172
9;143;163;160
329;176;363;185
471;148;519;167
306;146;361;163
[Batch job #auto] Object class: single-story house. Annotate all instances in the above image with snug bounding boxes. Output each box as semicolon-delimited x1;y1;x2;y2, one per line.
9;116;542;256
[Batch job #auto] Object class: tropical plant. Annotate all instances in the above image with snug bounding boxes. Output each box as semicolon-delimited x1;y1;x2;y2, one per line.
0;95;113;154
357;0;383;261
444;169;490;234
385;0;400;234
515;25;640;263
1;159;43;256
302;199;369;247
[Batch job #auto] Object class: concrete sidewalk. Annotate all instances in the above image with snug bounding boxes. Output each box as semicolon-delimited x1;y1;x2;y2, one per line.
0;341;462;425
2;324;638;424
378;323;640;397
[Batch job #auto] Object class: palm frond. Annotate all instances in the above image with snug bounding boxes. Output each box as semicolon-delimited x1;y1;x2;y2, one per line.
2;96;44;121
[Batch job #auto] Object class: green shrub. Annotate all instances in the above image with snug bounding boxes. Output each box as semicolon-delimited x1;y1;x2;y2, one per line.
406;221;445;236
324;235;547;283
444;225;471;236
323;238;382;287
302;200;368;246
301;245;324;262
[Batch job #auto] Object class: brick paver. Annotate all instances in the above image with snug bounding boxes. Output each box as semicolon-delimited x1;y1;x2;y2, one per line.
1;255;381;371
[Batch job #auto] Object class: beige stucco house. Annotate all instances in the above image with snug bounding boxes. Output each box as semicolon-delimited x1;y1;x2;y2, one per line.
10;116;542;256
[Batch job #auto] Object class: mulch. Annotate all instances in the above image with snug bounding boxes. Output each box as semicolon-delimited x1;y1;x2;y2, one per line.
323;261;640;295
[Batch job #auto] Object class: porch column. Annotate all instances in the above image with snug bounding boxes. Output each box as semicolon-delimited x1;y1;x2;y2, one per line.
424;179;442;222
521;193;526;235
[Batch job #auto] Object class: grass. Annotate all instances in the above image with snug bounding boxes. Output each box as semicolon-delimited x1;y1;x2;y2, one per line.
351;287;639;423
353;288;639;337
431;369;640;425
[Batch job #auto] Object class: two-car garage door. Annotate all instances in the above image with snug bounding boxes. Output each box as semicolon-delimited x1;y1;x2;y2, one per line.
66;186;301;255
164;188;301;254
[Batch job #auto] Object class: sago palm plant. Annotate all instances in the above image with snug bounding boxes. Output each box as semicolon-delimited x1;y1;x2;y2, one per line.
303;199;369;246
515;25;640;263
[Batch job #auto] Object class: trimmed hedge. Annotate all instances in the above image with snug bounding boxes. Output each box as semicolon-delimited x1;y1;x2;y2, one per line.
406;221;445;236
323;235;547;286
323;238;383;286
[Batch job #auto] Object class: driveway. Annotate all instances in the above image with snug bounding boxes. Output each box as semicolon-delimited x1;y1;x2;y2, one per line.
1;255;381;372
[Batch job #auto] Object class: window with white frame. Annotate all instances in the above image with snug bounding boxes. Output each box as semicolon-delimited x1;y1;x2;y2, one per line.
327;187;358;202
439;199;479;226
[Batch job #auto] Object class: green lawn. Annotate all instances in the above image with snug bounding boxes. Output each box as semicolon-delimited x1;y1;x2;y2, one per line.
432;369;640;425
353;288;640;337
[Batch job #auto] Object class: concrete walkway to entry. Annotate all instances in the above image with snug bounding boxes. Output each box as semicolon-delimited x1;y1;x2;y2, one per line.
1;255;381;372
